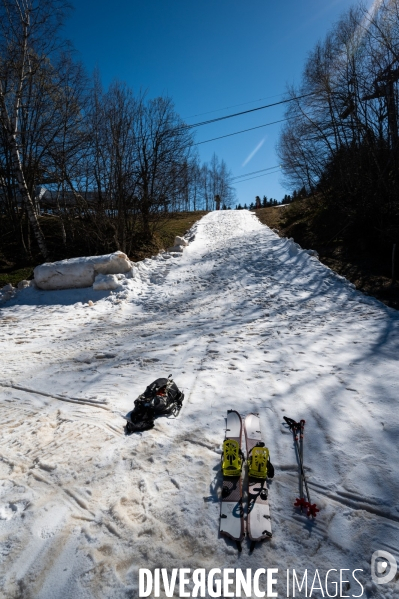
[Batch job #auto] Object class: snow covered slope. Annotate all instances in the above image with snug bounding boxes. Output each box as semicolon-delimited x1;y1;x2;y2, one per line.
0;210;398;598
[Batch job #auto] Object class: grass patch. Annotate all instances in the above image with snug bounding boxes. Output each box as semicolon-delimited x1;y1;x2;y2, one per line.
0;267;34;288
157;211;207;250
253;205;290;231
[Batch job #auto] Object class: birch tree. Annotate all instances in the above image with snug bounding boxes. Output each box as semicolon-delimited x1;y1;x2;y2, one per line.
0;0;70;259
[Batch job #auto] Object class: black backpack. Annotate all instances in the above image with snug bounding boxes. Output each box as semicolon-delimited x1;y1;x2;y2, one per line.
125;376;184;433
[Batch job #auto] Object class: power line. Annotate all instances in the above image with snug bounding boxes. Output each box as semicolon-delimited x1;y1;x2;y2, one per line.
195;118;288;145
232;169;281;184
184;92;285;120
232;166;281;181
183;93;314;130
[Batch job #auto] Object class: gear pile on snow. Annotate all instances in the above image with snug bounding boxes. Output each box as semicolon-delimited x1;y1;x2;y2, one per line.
124;376;184;433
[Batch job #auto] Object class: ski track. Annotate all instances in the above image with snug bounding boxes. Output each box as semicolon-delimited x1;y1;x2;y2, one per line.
0;210;399;598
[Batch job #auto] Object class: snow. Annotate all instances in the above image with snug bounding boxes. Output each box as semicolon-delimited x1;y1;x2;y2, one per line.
167;235;190;253
174;235;189;247
0;283;17;304
33;251;132;290
93;273;124;291
0;210;399;598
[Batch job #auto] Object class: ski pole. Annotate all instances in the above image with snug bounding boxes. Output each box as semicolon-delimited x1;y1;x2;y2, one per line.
283;417;319;519
299;419;304;506
284;417;307;510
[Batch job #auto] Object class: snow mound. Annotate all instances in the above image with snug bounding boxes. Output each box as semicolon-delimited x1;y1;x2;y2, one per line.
306;248;319;257
174;235;188;247
0;283;16;304
17;280;32;290
93;273;121;291
282;237;319;259
167;234;189;253
34;251;132;290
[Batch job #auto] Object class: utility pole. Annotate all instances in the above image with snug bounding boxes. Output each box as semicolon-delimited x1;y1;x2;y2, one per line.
362;62;399;149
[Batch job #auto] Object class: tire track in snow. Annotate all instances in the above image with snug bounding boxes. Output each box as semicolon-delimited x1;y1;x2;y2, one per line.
0;382;110;409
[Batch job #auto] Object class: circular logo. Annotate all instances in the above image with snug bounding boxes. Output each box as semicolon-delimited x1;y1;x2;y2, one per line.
371;550;397;585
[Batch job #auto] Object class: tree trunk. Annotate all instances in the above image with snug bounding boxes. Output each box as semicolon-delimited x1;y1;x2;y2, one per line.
0;5;49;261
56;195;67;248
9;137;49;260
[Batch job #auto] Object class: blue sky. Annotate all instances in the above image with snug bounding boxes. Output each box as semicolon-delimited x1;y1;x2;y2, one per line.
63;0;365;206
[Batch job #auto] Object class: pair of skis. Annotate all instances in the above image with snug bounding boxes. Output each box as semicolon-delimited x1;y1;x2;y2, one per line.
220;410;273;552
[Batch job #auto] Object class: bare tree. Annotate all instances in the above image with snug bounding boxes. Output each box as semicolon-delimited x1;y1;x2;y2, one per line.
0;0;71;259
210;153;235;208
0;2;236;262
133;95;194;240
277;1;399;249
83;79;140;254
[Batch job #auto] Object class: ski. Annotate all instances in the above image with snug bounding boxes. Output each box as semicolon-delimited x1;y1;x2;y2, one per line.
220;410;245;552
244;413;273;552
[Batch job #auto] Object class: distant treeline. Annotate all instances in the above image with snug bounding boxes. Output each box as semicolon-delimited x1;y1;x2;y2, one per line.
236;196;279;210
235;187;309;210
278;0;399;255
0;0;235;260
